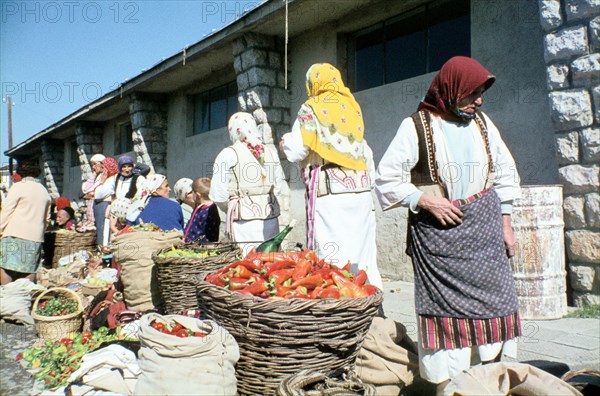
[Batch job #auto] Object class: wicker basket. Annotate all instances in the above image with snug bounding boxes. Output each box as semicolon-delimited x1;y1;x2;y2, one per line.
277;368;377;396
196;276;383;396
153;243;241;314
31;287;83;340
44;231;97;268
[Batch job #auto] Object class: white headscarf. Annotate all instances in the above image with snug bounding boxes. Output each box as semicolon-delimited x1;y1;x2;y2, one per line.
110;198;132;221
125;174;166;222
90;154;106;163
173;178;193;203
228;112;265;164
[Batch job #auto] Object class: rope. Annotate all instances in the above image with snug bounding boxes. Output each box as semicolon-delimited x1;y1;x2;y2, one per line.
285;0;288;90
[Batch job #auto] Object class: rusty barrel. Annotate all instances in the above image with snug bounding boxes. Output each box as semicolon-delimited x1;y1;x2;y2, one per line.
510;185;567;320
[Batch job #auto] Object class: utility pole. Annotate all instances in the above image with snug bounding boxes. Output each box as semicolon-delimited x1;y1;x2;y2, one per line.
7;95;14;182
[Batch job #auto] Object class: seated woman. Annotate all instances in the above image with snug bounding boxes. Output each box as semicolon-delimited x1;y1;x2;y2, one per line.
55;207;76;231
128;174;184;231
183;177;220;243
109;197;132;236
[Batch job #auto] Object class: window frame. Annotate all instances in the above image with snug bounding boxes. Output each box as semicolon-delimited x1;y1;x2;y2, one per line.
115;121;134;155
348;0;471;91
191;81;238;136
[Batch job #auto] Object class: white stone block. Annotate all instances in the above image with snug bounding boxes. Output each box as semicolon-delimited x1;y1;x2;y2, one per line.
564;195;587;229
252;108;268;124
547;64;570;90
544;26;588;62
569;263;596;291
585;193;600;227
558;164;600;194
549;89;593;129
591;16;600;51
566;230;600;265
581;127;600;162
571;54;600;87
539;0;563;31
592;85;600;120
566;0;600;21
556;131;579;164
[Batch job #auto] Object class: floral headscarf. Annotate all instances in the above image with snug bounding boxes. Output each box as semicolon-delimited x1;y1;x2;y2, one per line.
417;56;495;122
125;174;166;222
300;63;367;170
110;198;132;221
173;178;193;203
143;174;167;196
228;112;265;164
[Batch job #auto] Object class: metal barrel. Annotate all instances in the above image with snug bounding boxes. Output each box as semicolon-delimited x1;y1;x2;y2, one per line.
511;185;567;320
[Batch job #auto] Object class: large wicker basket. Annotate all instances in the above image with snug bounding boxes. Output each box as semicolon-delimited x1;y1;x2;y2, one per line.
44;231;96;268
196;276;383;396
31;287;83;340
153;243;241;314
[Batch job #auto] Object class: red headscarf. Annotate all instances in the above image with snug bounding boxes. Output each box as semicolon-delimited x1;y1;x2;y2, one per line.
55;197;71;211
101;157;119;179
418;56;495;122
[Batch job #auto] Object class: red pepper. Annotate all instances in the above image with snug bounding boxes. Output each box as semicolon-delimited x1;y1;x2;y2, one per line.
269;269;294;286
233;265;254;279
293;285;309;298
253;251;299;262
274;285;293;298
340;261;351;272
361;284;379;296
240;280;269;296
302;249;319;262
265;260;295;274
228;277;251;290
310;286;324;299
292;259;312;281
206;273;227;287
317;287;341;299
331;272;368;298
353;270;368;286
290;274;324;289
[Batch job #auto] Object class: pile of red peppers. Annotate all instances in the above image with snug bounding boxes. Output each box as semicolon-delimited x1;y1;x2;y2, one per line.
205;249;379;299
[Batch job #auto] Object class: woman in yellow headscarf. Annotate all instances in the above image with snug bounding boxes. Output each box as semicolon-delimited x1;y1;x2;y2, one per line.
281;63;382;288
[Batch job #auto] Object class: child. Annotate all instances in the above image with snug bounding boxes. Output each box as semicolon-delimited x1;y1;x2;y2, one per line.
183;177;220;243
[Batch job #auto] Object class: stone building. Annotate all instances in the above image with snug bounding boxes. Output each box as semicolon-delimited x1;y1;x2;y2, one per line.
5;0;599;305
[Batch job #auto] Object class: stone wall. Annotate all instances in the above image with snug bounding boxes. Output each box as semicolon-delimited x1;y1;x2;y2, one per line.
128;93;168;175
232;33;292;227
539;0;599;306
75;122;104;181
40;139;64;198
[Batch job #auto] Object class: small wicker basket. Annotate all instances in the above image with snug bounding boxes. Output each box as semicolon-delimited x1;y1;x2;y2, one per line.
196;276;383;396
44;231;96;268
277;368;377;396
31;287;83;340
153;243;241;314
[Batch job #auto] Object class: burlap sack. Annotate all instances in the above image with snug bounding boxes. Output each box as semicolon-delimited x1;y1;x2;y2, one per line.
355;317;420;395
135;313;239;396
112;230;182;312
443;362;583;396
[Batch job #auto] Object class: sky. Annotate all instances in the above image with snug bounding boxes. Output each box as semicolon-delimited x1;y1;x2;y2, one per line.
0;0;266;166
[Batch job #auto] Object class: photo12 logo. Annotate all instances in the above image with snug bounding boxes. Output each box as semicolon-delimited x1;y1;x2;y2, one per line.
2;1;139;24
2;81;121;104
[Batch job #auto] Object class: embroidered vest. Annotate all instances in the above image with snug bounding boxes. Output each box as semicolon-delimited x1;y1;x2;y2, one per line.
409;110;493;197
227;142;280;221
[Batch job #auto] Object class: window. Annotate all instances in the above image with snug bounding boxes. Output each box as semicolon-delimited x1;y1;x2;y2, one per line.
70;141;79;167
115;122;133;154
192;81;238;135
349;0;470;91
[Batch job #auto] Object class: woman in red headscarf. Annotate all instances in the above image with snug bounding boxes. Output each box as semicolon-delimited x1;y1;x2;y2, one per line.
90;157;118;248
375;57;522;390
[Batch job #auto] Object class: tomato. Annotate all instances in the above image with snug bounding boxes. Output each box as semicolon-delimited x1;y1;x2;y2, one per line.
171;323;183;333
59;338;74;346
82;332;92;339
193;332;207;337
151;322;165;332
175;329;189;338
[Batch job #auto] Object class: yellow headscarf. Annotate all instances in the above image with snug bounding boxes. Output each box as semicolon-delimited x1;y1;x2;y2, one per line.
299;63;368;170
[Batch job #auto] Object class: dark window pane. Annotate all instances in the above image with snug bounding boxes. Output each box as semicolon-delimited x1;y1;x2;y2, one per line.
118;123;133;153
210;85;228;130
386;31;426;82
428;14;471;72
227;81;238;119
70;141;78;167
193;92;210;134
355;28;384;91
